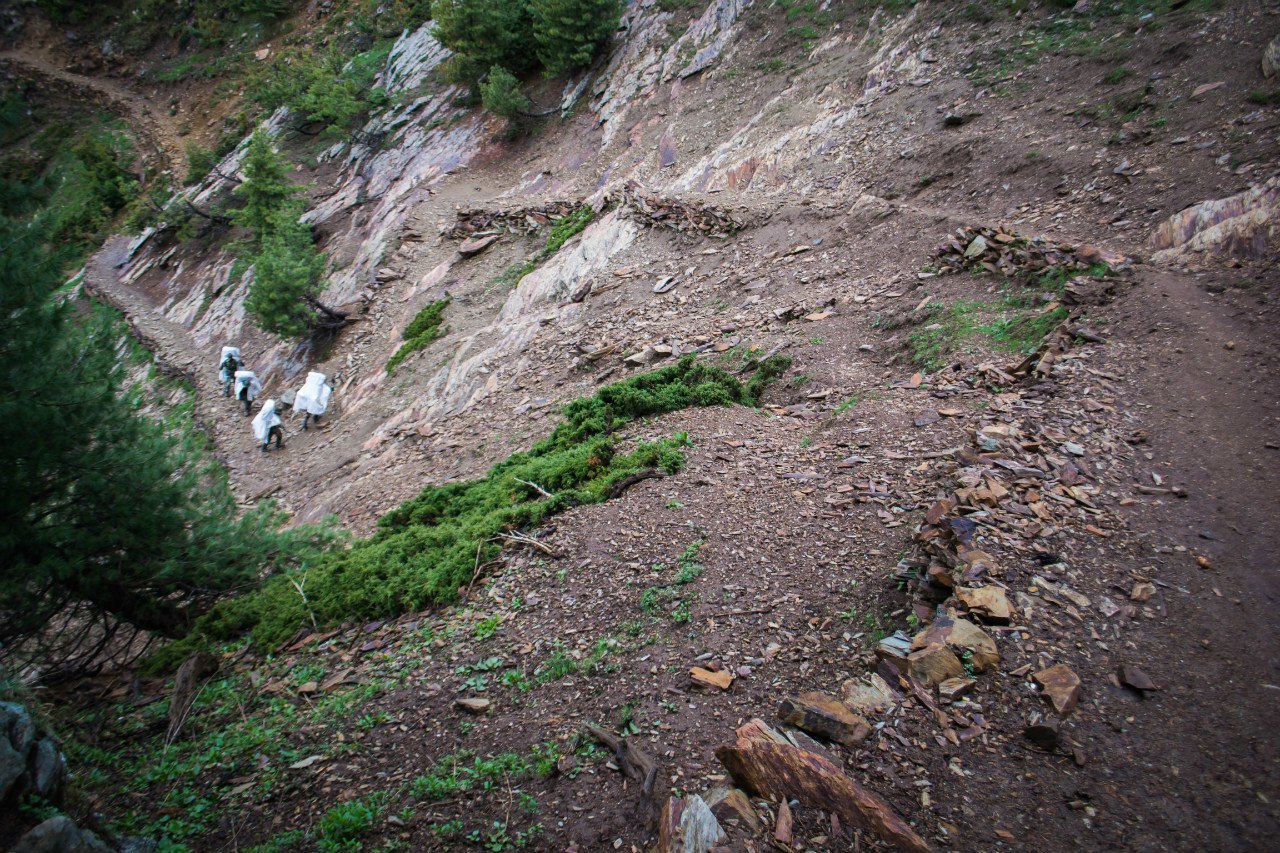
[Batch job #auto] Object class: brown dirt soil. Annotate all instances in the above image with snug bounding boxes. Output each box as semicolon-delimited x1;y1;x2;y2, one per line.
15;1;1280;852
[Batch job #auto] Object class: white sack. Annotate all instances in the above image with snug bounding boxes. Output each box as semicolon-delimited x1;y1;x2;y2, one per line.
219;346;242;381
295;371;332;416
234;370;262;401
252;400;282;443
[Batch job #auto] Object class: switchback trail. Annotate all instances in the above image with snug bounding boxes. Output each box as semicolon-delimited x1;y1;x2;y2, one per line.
0;49;184;177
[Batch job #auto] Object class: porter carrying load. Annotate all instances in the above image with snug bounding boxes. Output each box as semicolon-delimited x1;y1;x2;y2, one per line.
218;346;241;397
234;369;262;416
294;371;332;430
252;399;284;452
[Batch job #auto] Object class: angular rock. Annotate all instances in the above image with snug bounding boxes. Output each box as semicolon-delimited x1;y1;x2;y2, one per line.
705;786;761;833
1129;582;1156;602
1150;177;1279;263
840;673;900;716
1033;664;1083;717
777;692;871;746
2;701;36;754
912;609;1000;672
32;737;64;800
715;721;930;853
690;667;734;690
457;233;501;256
454;697;491;714
0;735;23;801
874;631;913;670
907;644;964;688
1118;665;1159;692
937;677;975;703
658;794;726;853
956;586;1013;623
1266;34;1280;78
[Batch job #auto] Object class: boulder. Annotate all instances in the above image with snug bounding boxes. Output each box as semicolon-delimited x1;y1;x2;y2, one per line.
10;816;111;853
777;692;871;746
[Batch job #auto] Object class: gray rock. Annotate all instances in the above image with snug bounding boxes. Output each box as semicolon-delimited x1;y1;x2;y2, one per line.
32;737;65;800
10;816;111;853
0;735;24;800
678;795;726;853
2;701;37;754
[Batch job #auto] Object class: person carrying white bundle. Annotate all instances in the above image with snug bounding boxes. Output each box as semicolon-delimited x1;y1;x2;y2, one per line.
218;346;241;397
294;371;332;430
252;399;284;452
234;369;262;417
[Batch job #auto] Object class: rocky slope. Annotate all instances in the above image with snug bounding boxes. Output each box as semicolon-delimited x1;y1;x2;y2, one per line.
8;0;1280;851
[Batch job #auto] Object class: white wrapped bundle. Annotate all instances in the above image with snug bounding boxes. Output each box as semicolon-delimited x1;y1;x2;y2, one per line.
218;346;241;382
252;400;282;443
294;371;332;416
234;370;262;401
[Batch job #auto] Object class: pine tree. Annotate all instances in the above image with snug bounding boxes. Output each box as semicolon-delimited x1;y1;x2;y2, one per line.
0;217;330;671
430;0;538;84
530;0;622;74
245;205;329;338
233;131;297;242
480;65;530;120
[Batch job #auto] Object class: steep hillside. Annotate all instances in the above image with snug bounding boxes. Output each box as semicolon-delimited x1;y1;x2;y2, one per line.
3;1;1279;851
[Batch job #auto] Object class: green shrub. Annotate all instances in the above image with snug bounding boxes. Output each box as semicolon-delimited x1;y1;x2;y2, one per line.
181;355;789;651
386;296;450;373
183;142;217;186
480;66;530;120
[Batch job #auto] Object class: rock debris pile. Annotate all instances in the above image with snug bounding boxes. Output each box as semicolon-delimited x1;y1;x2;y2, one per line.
932;225;1122;278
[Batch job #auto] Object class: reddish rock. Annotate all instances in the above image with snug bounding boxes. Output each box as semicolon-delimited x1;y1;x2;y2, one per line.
907;644;965;688
956;586;1013;623
716;721;930;853
1034;664;1083;717
778;692;872;746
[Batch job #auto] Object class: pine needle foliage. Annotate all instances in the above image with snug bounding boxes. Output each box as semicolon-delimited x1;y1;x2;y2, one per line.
530;0;623;73
0;218;335;671
168;355;790;655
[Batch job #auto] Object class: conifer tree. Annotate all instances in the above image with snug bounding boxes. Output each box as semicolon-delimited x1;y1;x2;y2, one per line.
0;217;328;670
233;131;297;242
530;0;622;74
245;205;329;338
430;0;537;84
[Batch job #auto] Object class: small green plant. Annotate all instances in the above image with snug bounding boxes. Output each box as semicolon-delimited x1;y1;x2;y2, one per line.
387;297;450;374
315;795;383;851
1102;66;1130;84
474;612;502;639
799;435;812;448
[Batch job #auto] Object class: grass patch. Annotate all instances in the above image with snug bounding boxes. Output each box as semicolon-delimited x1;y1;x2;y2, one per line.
386;296;450;373
164;355;789;656
495;206;595;290
908;295;1069;371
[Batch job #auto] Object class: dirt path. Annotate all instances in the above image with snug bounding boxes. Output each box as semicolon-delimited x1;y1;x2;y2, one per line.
83;236;278;502
1100;265;1280;848
0;49;185;177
